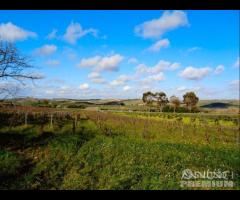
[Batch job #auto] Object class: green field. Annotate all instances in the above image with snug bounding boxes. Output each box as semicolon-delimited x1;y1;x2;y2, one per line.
0;106;239;190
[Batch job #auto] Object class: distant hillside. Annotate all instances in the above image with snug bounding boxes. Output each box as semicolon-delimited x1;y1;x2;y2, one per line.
200;102;232;109
198;99;239;107
3;97;239;109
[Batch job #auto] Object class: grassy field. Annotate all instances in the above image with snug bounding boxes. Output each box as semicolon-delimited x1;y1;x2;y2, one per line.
0;105;239;190
5;98;239;110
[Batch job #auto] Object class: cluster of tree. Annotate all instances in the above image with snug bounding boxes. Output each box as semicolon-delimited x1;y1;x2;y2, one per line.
142;91;199;112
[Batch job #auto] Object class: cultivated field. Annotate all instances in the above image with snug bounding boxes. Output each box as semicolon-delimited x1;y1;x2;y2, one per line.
0;99;239;190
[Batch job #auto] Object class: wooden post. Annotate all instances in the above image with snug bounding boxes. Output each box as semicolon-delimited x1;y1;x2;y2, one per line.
40;124;44;135
50;114;53;127
75;115;77;128
25;112;28;126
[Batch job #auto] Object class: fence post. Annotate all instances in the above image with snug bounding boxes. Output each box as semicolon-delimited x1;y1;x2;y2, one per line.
50;114;53;127
40;124;44;135
25;112;28;126
72;115;76;134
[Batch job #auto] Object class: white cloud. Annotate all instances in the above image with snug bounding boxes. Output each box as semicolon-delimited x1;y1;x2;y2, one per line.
45;90;54;94
123;85;131;91
110;75;132;86
0;81;21;98
78;54;124;72
128;57;138;64
59;86;72;94
88;72;106;84
176;86;187;91
150;61;181;72
143;72;165;83
230;80;239;88
0;22;37;42
63;22;98;44
229;80;240;95
136;60;180;74
88;72;101;79
214;65;224;74
78;56;101;68
96;54;124;72
60;86;70;90
176;86;201;93
169;63;181;70
135;64;148;74
45;59;60;66
148;38;170;52
91;78;106;84
234;57;239;68
46;29;58;40
149;73;165;81
135;10;189;39
34;44;57;56
180;66;211;80
79;83;89;90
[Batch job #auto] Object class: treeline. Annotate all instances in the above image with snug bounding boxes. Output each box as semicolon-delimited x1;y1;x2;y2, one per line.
28;100;87;109
142;91;199;113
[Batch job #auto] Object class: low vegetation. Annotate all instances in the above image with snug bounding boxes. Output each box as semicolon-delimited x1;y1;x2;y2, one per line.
0;107;239;189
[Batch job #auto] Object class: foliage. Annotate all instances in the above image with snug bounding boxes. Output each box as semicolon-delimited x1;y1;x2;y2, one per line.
170;95;181;113
154;92;169;112
183;92;199;111
0;109;239;190
142;91;155;106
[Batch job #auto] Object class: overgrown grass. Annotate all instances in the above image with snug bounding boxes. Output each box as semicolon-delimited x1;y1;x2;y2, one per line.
0;150;23;177
61;135;240;190
0;110;239;190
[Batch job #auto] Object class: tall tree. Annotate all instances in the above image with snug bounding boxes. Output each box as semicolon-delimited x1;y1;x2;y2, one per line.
183;92;199;111
142;91;155;107
0;42;42;98
154;92;168;112
170;95;181;113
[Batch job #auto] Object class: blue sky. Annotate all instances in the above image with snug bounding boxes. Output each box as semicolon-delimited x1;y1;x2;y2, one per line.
0;10;239;99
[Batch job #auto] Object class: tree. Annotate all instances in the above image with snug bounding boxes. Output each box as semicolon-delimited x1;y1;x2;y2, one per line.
170;95;181;113
142;91;156;138
183;92;199;111
154;92;168;112
142;91;155;106
0;42;42;98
